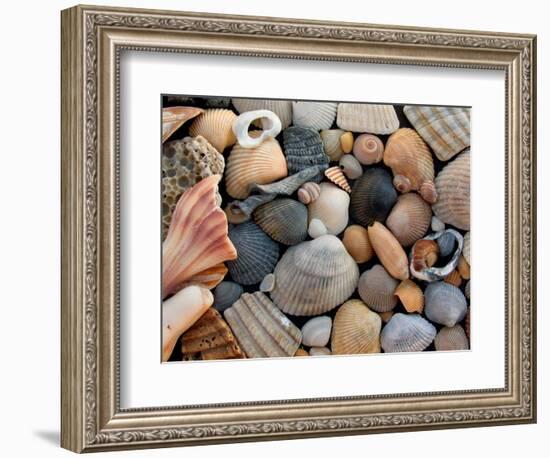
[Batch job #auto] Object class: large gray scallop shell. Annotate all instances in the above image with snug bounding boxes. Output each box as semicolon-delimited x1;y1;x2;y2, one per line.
283;127;329;179
380;313;436;353
213;281;243;312
424;281;468;327
253;198;308;246
226;221;280;285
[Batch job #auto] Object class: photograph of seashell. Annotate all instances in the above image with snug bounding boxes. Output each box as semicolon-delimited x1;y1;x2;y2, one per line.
161;96;471;362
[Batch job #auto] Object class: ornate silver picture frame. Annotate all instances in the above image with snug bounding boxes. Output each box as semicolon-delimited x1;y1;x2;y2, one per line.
61;4;536;452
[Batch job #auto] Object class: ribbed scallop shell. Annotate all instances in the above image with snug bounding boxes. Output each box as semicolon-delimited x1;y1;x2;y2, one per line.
357;265;398;312
353;134;384;165
425;281;467;327
350;168;397;226
403;105;470;161
394;279;424;313
271;235;359;316
432;150;470;230
226;221;280;285
162;106;203;142
188;108;237;152
342;224;373;263
324;166;351;192
308;182;350;235
181;263;228;291
463;232;471;265
297;182;321;204
225;136;288;199
253;198;308;246
232;98;293;129
434;325;469;351
336;103;399;134
380;313;436;353
292;101;338;131
320;129;346;161
458;255;470;279
339;154;363;180
383;128;436;203
367;222;409;280
331;300;382;354
283;127;329;177
386;193;432;247
213;281;243;312
224;292;302;358
444;270;462;287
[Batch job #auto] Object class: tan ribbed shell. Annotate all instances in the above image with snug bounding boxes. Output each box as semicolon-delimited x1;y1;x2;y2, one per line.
386;193;432;247
336;103;399;134
434;325;470;351
189;108;237;153
394;279;424;313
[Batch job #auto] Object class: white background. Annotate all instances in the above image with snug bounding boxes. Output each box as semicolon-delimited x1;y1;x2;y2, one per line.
0;0;547;457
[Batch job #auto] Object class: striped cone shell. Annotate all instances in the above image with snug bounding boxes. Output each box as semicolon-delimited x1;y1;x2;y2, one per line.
350;168;398;226
253;198;308;246
324;166;351;193
292;101;338;131
358;265;398;312
331;300;382;355
189;108;237;152
434;325;470;351
394;279;424;313
381;313;436;353
336;103;399;134
226;221;280;285
425;281;467;327
367;222;409;280
463;231;471;265
386;193;432;247
162;106;203;142
232;98;293;129
271;235;359;316
283;127;329;177
320;129;346;162
224;292;302;358
432;150;470;230
342;224;373;263
403;105;470;161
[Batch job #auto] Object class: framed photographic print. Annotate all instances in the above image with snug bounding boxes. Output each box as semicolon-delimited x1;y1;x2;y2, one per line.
61;4;537;453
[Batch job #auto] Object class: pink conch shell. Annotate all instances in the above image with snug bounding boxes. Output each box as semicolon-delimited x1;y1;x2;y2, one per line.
162;106;203;143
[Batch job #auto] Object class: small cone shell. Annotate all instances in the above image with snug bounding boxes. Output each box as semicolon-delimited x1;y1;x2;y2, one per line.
162;106;203;142
395;279;424;313
324;166;351;193
386;193;432;247
189;108;237;152
434;325;469;351
358;265;398;312
367;222;409;280
342;225;373;263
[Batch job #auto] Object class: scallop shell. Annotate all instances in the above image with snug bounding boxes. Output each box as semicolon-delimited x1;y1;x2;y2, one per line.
188;108;237;152
162;106;203;142
403;105;470;161
353;134;384;165
213;281;243;312
232;98;293;129
444;270;462;287
308;182;350;235
357;265;398;312
336;103;399;134
232;109;282;148
350;168;397;226
283;127;329;177
225;135;288;199
394;279;424;313
320;129;346;161
434;325;469;351
271;235;359;316
162;175;237;299
301;316;332;347
331;300;382;355
342;225;373;263
224;292;302;358
297;182;321;204
308;218;328;239
432;150;470;230
226;221;280;285
424;281;467;327
340;132;354;153
383;128;436;204
181;263;228;290
380;313;436;353
324;166;351;193
293;101;338;131
367;222;409;280
386;193;432;247
463;232;471;265
253;198;308;245
181;308;245;360
339;154;363;180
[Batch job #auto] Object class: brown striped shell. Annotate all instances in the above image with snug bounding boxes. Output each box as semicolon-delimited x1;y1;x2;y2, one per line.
189;108;237;152
444;270;462;287
253;198;308;246
367;222;409;280
352;134;384;165
324;166;351;193
386;193;432;247
434;325;470;351
342;225;373;263
394;279;424;313
357;265;398;312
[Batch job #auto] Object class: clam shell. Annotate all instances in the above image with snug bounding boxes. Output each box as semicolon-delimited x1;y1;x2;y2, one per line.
308;218;328;239
283;127;329;178
444;270;462;287
463;232;471;265
189;108;237;152
367;222;409;280
253;198;308;245
340;132;354;153
162;106;203;143
301;316;332;347
213;281;243;312
432;150;470;230
320;129;346;161
386;193;432;247
308;182;350;235
434;325;469;351
339;154;363;180
293;101;338;131
297;182;321;204
424;281;467;327
403;105;470;161
309;347;331;356
271;235;359;316
350;168;397;226
331;300;382;355
380;313;436;353
383;128;436;203
324;166;351;193
224;292;301;358
226;221;280;285
232;98;293;129
225;135;288;199
394;279;424;313
353;133;384;165
357;265;398;312
232;109;282;148
336;103;399;134
162;175;237;299
181;308;245;360
342;224;373;263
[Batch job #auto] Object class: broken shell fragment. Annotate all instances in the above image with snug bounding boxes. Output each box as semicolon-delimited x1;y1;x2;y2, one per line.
232;98;292;129
259;273;276;292
331;299;381;354
232;109;282;148
394;279;424;313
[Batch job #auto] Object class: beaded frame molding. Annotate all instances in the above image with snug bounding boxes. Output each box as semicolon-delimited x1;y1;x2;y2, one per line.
60;4;537;453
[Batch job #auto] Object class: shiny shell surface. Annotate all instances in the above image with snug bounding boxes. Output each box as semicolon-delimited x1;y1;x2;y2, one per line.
367;222;409;280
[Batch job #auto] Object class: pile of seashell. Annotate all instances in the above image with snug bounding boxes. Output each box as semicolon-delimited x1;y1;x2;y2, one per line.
161;96;471;362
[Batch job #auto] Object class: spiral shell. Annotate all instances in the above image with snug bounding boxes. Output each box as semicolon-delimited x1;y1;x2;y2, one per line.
342;224;373;263
308;182;350;235
434;325;470;351
253;198;308;246
357;265;398;312
336;103;399;134
324;166;351;193
424;281;467;327
353;134;384;165
189;108;237;152
320;129;346;161
232;98;293;129
292;101;338;131
380;313;436;353
297;182;321;204
339;154;363;180
367;222;409;280
283;127;329;177
394;279;424;313
386;193;432;247
162;106;203;142
350;168;397;227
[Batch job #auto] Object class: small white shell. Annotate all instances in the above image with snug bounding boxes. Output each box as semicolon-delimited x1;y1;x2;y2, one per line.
232;109;282;148
301;316;332;347
308;182;350;235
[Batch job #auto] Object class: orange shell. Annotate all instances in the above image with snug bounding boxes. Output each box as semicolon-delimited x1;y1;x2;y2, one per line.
458;255;471;279
411;239;439;272
342;225;373;263
324;166;351;193
444;270;463;287
367;222;409;280
294;348;309;357
394;279;424;313
162;106;203;142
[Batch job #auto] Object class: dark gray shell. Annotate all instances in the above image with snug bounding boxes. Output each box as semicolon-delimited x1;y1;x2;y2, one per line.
213;281;243;312
283;127;328;180
424;281;467;327
437;231;456;257
253;198;308;246
350;168;398;226
380;313;436;353
227;221;280;285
